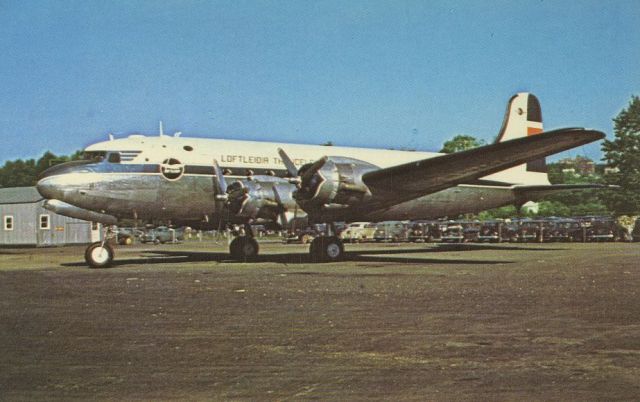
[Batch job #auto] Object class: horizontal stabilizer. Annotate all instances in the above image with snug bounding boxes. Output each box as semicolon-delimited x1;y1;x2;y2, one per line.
362;128;605;207
513;183;619;202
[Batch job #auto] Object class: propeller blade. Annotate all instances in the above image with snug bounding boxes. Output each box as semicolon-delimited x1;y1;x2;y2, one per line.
271;185;289;229
212;159;228;197
277;148;299;177
301;155;328;183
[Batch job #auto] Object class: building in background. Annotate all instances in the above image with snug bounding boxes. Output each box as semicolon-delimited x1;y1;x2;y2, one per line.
557;156;596;176
0;187;101;247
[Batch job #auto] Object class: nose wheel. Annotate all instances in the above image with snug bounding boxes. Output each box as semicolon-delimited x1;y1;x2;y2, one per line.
85;241;115;268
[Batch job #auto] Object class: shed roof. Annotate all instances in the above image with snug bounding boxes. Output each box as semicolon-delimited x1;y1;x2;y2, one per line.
0;187;43;204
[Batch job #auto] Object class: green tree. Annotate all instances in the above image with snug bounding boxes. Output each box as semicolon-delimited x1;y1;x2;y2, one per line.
440;135;485;153
0;150;83;188
536;201;571;217
542;160;611;216
476;205;518;220
0;159;37;187
601;95;640;214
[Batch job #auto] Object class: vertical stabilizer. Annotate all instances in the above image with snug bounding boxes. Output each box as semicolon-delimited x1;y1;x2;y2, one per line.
495;93;546;173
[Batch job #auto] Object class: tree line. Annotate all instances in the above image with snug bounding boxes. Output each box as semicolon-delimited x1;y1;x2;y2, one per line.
1;96;638;216
0;150;83;188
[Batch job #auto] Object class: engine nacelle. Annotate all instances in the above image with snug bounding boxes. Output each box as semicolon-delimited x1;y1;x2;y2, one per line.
226;176;297;221
296;156;378;208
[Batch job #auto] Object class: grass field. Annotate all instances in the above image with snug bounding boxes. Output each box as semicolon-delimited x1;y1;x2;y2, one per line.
1;241;639;400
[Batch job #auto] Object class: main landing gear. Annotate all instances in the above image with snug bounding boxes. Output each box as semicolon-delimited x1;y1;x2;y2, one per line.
85;226;115;268
309;223;345;262
227;222;345;262
229;224;260;261
310;236;344;262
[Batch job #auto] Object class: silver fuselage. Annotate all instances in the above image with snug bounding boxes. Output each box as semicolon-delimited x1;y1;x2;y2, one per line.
36;134;547;226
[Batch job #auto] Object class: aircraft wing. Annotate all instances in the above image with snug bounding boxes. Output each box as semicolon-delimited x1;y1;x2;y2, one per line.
361;128;605;207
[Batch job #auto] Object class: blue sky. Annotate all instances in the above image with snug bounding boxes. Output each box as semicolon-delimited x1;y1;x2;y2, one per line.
1;0;638;164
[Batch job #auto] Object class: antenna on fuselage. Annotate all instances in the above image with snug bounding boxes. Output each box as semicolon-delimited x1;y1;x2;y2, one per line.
159;121;164;137
108;133;114;141
174;131;182;137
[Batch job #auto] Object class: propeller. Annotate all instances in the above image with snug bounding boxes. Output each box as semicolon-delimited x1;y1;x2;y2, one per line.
277;148;299;180
277;148;328;200
271;184;290;229
212;159;228;200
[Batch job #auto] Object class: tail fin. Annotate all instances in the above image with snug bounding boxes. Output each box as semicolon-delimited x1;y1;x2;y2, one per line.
495;93;546;173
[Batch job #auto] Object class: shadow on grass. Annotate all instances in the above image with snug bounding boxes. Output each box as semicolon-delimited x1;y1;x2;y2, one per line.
61;243;523;268
428;243;565;252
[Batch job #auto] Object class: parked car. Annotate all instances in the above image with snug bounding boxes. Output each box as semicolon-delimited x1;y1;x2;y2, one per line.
582;217;623;242
477;221;508;243
115;227;144;245
340;222;377;243
140;226;185;244
440;222;465;243
462;222;480;242
512;219;543;242
543;219;585;242
408;221;440;242
284;224;326;244
373;221;409;242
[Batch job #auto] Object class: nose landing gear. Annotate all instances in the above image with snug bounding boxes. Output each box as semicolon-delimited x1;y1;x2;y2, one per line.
85;225;115;268
85;242;114;268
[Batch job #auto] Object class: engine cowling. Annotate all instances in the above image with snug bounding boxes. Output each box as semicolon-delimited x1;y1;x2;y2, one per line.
226;176;297;221
296;157;378;208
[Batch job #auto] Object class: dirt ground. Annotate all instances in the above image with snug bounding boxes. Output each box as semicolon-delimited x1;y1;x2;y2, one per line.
0;240;639;401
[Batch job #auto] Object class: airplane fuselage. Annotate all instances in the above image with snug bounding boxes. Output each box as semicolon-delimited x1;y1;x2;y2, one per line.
37;134;548;226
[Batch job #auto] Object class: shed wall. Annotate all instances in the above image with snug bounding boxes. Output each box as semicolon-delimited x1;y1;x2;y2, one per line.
1;201;99;246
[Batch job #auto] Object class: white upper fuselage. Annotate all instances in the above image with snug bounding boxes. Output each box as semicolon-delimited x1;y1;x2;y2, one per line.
85;134;549;186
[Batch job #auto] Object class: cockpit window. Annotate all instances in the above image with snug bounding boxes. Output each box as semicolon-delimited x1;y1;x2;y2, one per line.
83;151;106;162
107;152;121;163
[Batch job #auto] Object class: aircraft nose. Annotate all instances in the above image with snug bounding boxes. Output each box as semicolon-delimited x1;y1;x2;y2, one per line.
36;176;62;200
38;160;93;180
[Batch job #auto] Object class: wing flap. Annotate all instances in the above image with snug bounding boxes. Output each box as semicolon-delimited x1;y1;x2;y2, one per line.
362;128;604;206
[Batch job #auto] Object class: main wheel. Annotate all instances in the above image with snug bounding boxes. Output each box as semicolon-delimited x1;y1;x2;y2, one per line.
84;242;114;268
230;237;259;261
310;236;344;262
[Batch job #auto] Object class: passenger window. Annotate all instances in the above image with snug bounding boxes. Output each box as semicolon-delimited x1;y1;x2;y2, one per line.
107;153;121;163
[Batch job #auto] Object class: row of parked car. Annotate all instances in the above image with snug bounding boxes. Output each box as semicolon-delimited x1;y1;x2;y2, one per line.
115;226;186;245
286;216;639;244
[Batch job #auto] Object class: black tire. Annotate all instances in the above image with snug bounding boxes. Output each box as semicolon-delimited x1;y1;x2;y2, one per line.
153;238;160;245
230;237;259;261
310;236;344;262
84;242;114;268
